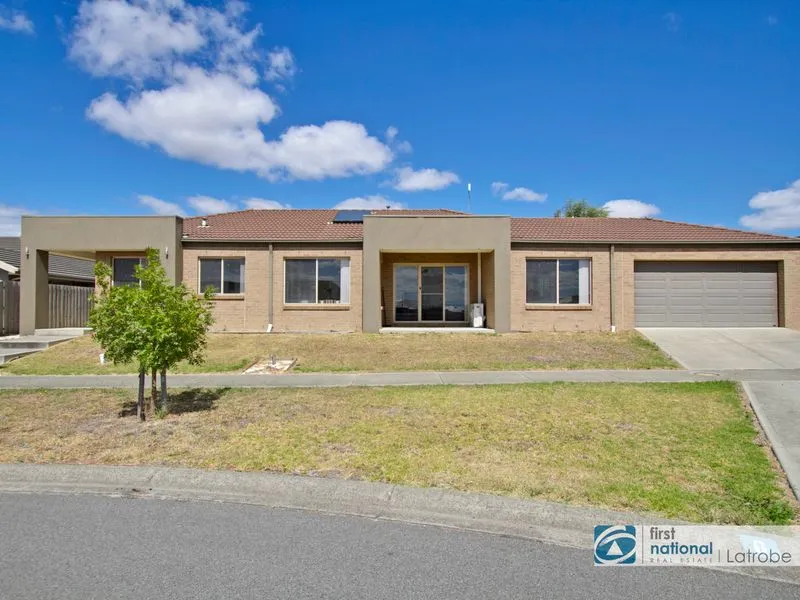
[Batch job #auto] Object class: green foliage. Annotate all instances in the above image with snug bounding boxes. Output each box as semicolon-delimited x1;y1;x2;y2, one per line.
554;199;609;218
88;248;214;401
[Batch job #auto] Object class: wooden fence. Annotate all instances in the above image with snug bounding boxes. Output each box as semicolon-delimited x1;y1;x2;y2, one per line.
1;280;92;335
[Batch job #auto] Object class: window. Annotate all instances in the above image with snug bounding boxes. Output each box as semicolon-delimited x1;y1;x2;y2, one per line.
112;257;144;287
526;259;591;305
285;258;350;304
199;258;244;294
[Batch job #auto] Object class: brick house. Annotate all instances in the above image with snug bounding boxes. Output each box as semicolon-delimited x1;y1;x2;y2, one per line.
18;209;800;334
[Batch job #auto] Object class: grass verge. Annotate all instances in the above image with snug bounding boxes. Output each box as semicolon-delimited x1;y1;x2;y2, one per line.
0;382;791;524
0;331;676;375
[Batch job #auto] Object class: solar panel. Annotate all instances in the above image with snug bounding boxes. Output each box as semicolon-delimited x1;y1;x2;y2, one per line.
332;209;371;223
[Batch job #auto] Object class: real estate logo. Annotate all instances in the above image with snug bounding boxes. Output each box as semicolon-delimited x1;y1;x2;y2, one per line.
594;525;637;565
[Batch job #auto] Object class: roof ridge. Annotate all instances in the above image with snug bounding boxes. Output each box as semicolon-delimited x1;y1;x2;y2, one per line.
642;217;797;241
184;208;340;220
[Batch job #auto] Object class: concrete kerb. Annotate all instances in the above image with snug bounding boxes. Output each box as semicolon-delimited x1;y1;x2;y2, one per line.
1;464;799;585
741;382;800;502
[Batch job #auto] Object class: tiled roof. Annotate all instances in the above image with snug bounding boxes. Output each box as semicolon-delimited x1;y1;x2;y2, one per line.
180;210;798;244
510;217;798;243
182;209;466;241
0;237;95;281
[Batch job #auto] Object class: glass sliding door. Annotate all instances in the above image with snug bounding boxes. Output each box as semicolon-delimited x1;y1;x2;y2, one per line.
394;266;419;322
444;266;467;321
394;264;469;323
420;266;444;321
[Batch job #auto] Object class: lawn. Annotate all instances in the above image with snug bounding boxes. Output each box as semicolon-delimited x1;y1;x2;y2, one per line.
0;331;676;375
0;382;792;524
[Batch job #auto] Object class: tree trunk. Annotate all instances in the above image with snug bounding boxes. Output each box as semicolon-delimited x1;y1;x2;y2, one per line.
160;369;168;414
137;369;145;421
150;369;157;414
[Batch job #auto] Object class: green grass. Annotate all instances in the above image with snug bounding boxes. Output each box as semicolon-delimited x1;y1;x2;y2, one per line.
0;330;677;375
0;382;791;524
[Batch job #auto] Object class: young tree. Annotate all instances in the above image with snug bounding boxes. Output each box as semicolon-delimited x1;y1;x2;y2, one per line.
553;199;609;218
89;249;214;419
135;249;214;412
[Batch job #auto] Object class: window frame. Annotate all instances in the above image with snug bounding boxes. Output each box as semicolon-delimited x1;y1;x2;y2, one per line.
525;258;592;306
111;256;145;287
198;257;245;295
283;257;351;306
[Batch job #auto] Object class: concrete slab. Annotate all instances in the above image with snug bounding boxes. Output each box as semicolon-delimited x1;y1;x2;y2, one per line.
743;381;800;500
638;328;800;370
439;371;530;385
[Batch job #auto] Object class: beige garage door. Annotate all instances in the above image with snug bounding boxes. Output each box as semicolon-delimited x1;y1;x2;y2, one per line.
634;262;778;327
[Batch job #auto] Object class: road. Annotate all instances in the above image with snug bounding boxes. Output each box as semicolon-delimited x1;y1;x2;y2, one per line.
0;492;797;600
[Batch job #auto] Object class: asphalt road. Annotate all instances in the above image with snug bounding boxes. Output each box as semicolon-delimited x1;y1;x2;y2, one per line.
1;493;797;600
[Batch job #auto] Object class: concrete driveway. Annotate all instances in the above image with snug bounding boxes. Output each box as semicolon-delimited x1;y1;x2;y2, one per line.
637;327;800;370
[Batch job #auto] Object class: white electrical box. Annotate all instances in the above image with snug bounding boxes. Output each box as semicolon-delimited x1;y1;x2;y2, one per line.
469;303;485;328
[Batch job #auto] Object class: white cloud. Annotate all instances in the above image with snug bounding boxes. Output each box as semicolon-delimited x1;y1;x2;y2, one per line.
603;199;661;218
491;181;546;202
243;198;290;209
0;7;34;34
138;194;186;216
334;195;406;210
187;195;237;214
502;187;547;202
0;204;30;235
491;181;508;196
740;179;800;231
392;167;459;192
386;126;412;153
70;1;394;182
68;0;258;81
265;46;297;83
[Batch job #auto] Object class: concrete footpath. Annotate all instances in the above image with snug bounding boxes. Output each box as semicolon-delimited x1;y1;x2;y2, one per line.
1;368;800;389
1;463;797;586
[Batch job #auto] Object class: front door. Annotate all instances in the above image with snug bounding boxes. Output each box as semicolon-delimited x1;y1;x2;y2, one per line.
394;265;468;323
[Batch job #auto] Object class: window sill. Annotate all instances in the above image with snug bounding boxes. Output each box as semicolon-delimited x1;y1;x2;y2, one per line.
525;304;592;311
283;304;351;311
208;294;245;301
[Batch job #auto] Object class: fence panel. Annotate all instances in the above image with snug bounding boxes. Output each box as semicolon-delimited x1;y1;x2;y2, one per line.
48;284;92;329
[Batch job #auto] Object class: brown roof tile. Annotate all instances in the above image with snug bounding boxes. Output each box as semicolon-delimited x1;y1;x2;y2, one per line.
510;217;798;243
181;210;797;244
182;208;465;241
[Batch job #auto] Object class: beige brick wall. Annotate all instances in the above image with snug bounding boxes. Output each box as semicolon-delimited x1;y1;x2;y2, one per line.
616;245;800;330
380;252;480;325
511;244;800;332
511;245;612;332
273;244;362;332
182;244;362;333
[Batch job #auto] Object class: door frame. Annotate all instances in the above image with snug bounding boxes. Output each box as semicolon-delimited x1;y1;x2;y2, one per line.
392;263;470;323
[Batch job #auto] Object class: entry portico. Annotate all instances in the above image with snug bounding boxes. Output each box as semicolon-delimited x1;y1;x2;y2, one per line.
362;214;511;332
19;216;183;334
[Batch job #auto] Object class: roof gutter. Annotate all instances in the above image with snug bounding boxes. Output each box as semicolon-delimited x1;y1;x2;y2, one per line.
512;239;800;245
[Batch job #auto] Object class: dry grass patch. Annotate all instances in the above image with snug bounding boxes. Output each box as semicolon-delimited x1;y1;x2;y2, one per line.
0;331;675;375
0;382;791;524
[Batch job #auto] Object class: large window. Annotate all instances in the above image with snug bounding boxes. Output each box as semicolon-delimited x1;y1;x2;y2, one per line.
199;258;245;294
112;257;144;287
285;258;350;304
526;259;591;305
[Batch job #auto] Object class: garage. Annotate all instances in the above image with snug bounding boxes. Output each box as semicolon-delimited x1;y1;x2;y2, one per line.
634;261;778;327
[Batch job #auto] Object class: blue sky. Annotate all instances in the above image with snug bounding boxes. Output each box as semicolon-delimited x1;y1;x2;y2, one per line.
0;0;798;235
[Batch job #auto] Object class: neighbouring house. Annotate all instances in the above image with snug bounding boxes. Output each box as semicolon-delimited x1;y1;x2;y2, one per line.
18;210;800;335
0;236;95;335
